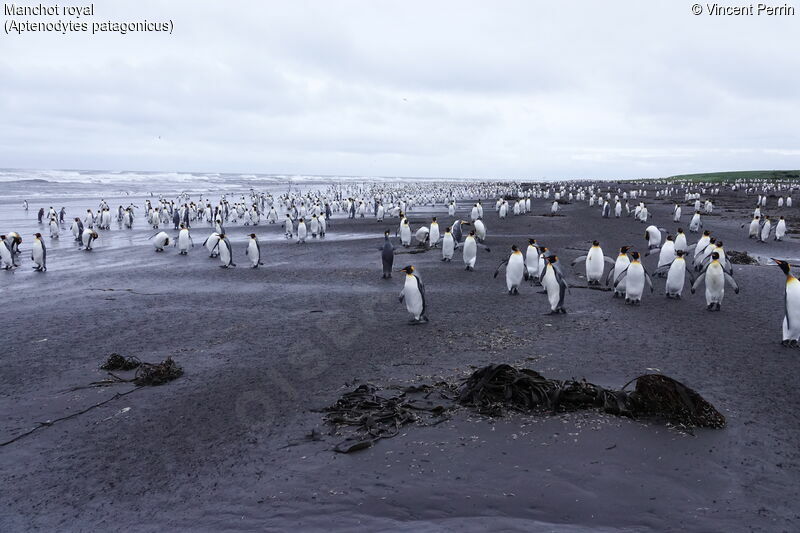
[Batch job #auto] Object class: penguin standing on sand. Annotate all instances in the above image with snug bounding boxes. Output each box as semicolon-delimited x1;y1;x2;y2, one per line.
571;240;614;285
541;255;568;314
177;225;193;255
606;246;631;298
657;250;694;298
297;218;308;243
441;227;455;262
398;265;428;323
525;239;539;281
462;230;490;271
246;233;264;268
217;233;235;267
614;251;653;305
494;245;525;294
380;230;395;278
644;225;663;250
691;252;739;311
429;217;440;248
71;218;84;241
772;259;800;347
31;233;46;271
399;218;412;247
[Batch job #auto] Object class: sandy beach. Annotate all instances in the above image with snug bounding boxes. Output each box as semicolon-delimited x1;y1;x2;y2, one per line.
1;184;798;532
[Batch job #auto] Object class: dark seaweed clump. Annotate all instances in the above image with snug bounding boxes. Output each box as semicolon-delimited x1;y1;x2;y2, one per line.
324;364;725;453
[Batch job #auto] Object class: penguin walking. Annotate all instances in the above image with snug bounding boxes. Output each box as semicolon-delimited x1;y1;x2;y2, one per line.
217;234;235;267
398;265;428;323
462;230;490;271
614;251;653;305
691;252;739;311
657;250;694;298
71;218;84;241
772;259;800;347
571;240;614;285
541;255;568;314
525;239;539;281
441;227;455;262
380;230;395;278
429;218;440;248
49;218;59;239
494;245;525;294
399;219;412;247
177;225;193;255
605;246;631;298
775;217;787;241
759;216;773;242
246;233;264;268
31;233;46;271
151;231;170;252
297;218;308;243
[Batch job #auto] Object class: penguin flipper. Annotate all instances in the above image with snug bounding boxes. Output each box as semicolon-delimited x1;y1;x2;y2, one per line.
571;255;587;267
493;259;508;278
613;267;629;288
644;271;654;293
603;256;616;266
605;267;615;286
691;272;706;293
644;247;660;257
724;272;740;293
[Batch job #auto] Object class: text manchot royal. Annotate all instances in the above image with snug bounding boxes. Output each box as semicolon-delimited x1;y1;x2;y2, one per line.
691;3;796;16
3;3;174;35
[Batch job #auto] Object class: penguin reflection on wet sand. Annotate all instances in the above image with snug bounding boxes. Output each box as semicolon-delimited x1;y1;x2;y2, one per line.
398;265;428;323
772;259;800;347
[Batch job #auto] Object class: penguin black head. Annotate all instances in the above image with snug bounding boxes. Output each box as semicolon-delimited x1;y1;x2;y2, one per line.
716;241;723;247
34;232;41;238
249;233;256;238
592;240;599;246
703;230;711;236
780;216;785;220
666;235;674;241
709;237;716;244
432;217;437;222
445;226;451;232
469;230;476;236
677;227;684;233
675;250;685;257
384;230;390;237
547;255;558;263
511;244;519;252
219;233;226;239
711;252;720;260
529;238;536;245
620;245;631;253
631;251;641;260
400;265;415;274
772;258;791;275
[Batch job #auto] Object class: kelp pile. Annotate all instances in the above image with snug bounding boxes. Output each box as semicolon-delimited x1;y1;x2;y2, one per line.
324;364;725;453
99;354;183;386
726;250;759;265
100;353;141;371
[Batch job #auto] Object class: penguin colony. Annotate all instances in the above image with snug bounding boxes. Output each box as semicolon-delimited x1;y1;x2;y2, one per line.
7;178;800;347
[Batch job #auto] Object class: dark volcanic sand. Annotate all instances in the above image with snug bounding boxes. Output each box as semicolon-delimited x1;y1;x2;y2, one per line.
2;188;799;532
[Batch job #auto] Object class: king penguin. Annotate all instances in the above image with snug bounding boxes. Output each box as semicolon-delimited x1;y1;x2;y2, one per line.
398;265;428;323
772;259;800;347
691;251;739;311
381;230;395;277
31;233;46;272
494;245;525;294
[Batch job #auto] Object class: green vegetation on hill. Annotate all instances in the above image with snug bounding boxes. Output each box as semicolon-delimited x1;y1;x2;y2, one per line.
668;170;800;183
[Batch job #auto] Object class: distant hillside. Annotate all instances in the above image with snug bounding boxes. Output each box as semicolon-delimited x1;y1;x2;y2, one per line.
668;170;800;183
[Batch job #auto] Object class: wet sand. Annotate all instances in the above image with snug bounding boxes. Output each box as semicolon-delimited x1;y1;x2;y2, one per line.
1;187;799;531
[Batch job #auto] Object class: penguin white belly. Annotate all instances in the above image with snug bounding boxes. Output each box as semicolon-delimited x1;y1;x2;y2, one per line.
705;265;725;304
32;243;44;267
178;231;190;252
665;260;686;296
403;276;424;319
625;265;645;301
442;235;454;259
674;234;687;252
462;239;477;267
525;248;537;277
783;280;800;341
658;243;675;269
400;226;411;245
219;242;231;266
247;240;259;266
475;221;486;241
613;258;629;293
0;244;13;267
298;223;307;240
586;248;604;282
429;225;439;246
506;254;524;291
542;267;560;311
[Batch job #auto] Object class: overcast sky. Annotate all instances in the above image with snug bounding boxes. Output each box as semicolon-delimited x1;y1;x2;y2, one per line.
1;0;799;179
